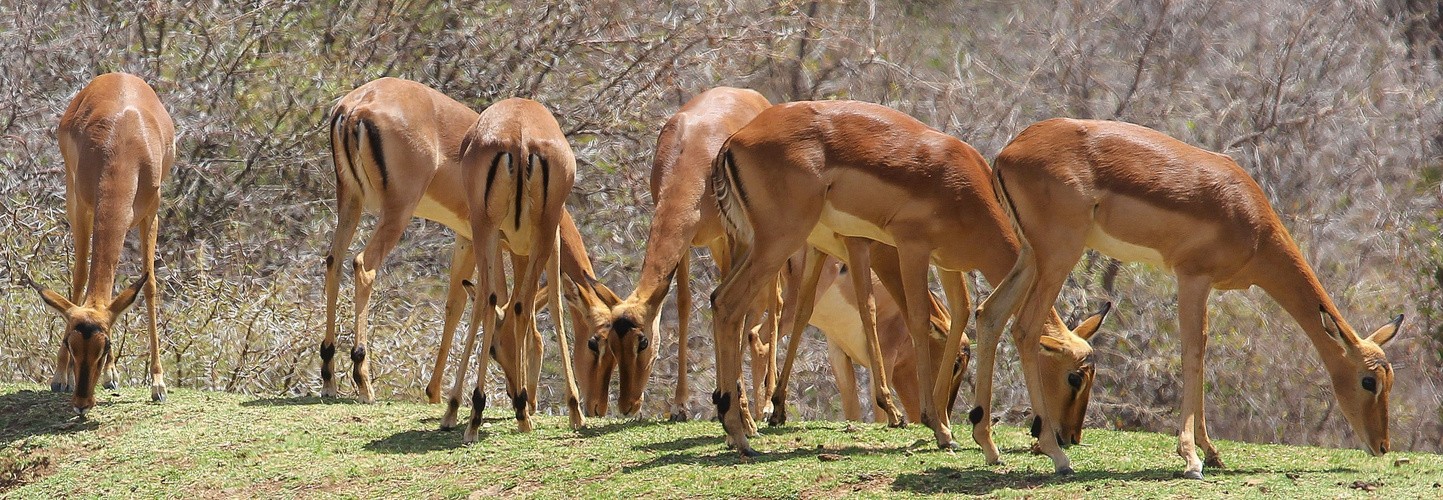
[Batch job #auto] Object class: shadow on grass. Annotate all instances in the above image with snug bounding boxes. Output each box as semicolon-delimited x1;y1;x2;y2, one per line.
571;418;656;439
364;426;479;454
624;441;910;473
0;389;98;445
239;396;364;407
890;465;1362;495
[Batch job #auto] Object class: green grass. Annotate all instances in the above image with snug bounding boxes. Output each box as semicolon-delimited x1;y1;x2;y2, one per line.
0;384;1438;498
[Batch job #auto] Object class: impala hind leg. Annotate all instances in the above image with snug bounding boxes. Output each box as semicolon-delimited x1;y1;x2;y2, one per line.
427;237;475;403
1176;274;1214;479
350;208;417;404
321;189;362;398
444;229;500;434
712;243;801;456
770;247;825;426
139;214;165;402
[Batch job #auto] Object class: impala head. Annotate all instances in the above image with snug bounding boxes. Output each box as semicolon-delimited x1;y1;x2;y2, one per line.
603;299;659;417
1319;306;1401;456
32;274;146;414
1032;302;1111;447
561;277;621;417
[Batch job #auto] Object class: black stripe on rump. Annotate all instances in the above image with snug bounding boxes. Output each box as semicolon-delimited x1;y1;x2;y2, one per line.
363;119;388;188
485;152;503;202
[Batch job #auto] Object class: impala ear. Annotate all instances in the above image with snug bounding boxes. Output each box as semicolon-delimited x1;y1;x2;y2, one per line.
1365;314;1404;347
1072;302;1112;341
1319;305;1358;349
591;280;622;307
37;287;76;314
1039;335;1065;353
108;273;148;316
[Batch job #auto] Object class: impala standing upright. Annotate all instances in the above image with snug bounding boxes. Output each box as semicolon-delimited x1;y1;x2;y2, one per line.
30;72;174;413
975;118;1403;478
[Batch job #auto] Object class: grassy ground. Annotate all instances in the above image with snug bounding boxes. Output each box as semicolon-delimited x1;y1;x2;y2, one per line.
0;384;1438;499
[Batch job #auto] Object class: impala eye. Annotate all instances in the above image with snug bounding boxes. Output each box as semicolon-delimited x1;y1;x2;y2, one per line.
1067;372;1083;389
1361;376;1377;393
637;334;650;352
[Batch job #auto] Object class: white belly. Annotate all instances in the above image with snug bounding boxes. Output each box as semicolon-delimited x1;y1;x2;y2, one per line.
808;282;872;367
1085;224;1170;271
413;194;471;239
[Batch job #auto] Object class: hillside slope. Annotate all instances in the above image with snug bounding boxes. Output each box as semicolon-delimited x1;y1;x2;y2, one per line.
0;385;1438;498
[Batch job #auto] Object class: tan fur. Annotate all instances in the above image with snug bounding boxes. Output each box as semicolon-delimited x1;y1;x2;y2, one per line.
709;101;1105;457
605;88;772;420
31;73;174;413
324;79;617;426
445;98;578;439
981;117;1401;478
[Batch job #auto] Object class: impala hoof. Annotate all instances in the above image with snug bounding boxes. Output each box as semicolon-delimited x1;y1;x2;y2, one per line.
1183;470;1204;480
669;411;689;423
151;384;167;403
938;441;961;451
102;380;119;391
50;382;64;393
1204;456;1225;469
1055;466;1075;476
740;447;761;458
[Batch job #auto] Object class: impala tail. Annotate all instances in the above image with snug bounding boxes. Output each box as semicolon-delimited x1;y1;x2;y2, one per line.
710;142;752;244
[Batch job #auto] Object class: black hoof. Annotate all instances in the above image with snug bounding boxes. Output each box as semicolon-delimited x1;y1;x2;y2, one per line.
669;411;689;423
50;382;64;393
768;413;787;427
938;441;961;451
152;392;166;403
740;447;762;458
1183;470;1204;480
103;380;118;390
1204;456;1225;469
1055;466;1075;476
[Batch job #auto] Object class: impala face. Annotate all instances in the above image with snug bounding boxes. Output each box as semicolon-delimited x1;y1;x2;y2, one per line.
604;305;657;417
562;280;621;417
1034;303;1110;447
1322;310;1401;456
34;276;145;414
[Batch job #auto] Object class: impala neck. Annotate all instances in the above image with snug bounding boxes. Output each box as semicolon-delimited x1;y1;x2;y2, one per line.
1249;228;1350;361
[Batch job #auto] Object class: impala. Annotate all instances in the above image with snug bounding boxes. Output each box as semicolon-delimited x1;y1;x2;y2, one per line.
443;97;579;440
709;101;1107;455
30;72;173;413
603;87;777;421
975;118;1402;478
325;78;617;416
804;254;963;423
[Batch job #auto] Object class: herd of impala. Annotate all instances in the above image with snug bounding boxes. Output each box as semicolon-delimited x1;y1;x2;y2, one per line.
28;72;1405;480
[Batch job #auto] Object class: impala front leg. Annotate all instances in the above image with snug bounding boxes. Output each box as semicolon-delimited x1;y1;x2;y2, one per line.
548;232;585;429
1176;274;1214;479
139;214;165;402
671;252;692;422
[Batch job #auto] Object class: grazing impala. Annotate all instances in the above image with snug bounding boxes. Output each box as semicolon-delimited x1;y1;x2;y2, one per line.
709;101;1107;455
804;254;964;423
442;97;579;440
325;79;617;414
603;87;774;421
29;72;173;413
975;118;1403;478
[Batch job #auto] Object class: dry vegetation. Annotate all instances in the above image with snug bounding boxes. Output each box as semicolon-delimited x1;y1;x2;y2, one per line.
1;0;1440;455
